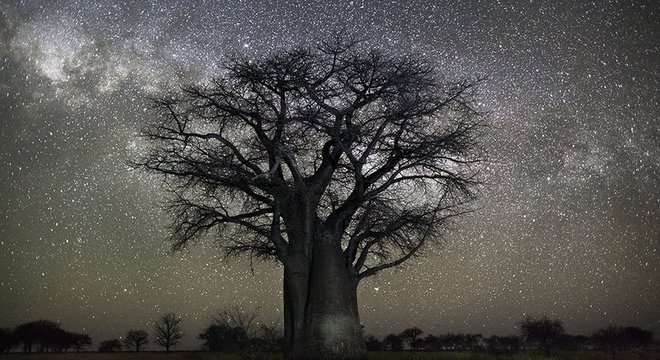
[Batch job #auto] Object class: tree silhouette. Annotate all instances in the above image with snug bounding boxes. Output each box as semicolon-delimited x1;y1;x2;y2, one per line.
0;328;16;353
485;335;521;353
70;333;92;352
98;339;122;352
135;33;485;359
363;335;384;351
49;328;72;352
519;316;564;354
9;321;90;353
13;320;62;353
592;326;654;359
383;333;404;351
154;313;183;352
198;323;248;351
400;327;424;350
213;306;259;339
422;334;441;350
123;330;149;352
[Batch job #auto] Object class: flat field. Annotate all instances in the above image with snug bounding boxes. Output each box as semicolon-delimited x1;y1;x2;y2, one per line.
1;351;659;360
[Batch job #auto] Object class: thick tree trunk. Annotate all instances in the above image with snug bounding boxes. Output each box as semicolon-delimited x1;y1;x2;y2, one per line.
283;229;366;360
283;255;311;357
280;191;366;360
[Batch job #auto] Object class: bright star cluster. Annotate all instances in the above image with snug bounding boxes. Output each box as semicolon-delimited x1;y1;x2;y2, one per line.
0;0;658;350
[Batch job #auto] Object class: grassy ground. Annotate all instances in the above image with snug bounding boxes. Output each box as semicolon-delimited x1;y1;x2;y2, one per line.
1;351;659;360
367;351;660;360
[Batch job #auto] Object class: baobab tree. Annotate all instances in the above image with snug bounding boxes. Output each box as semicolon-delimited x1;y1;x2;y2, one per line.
135;34;485;359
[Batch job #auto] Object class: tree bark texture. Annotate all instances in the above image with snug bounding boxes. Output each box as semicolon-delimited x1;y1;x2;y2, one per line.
284;240;366;359
282;198;366;360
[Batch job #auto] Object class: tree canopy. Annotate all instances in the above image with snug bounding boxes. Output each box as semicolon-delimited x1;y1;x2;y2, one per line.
123;329;149;352
136;34;484;277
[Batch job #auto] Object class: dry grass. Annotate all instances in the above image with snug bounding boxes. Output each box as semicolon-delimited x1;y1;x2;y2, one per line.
366;351;660;360
1;352;256;360
2;351;658;360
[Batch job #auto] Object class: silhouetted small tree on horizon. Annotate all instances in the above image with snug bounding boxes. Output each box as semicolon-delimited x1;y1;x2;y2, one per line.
400;327;424;350
123;330;149;352
364;335;384;351
485;335;521;353
70;333;92;352
592;326;654;359
98;339;122;352
519;316;564;354
383;333;403;351
154;313;183;352
422;334;441;350
199;323;248;351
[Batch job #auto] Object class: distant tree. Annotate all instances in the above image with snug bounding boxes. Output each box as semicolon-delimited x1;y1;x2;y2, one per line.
213;306;259;338
0;328;16;353
462;333;483;350
154;313;183;352
98;339;122;352
485;335;521;353
435;332;482;350
199;306;264;352
422;334;441;350
198;323;248;351
49;328;73;352
383;333;403;351
13;320;62;352
592;326;654;358
519;316;564;354
70;333;92;352
400;327;424;350
124;330;149;352
135;32;486;360
439;333;462;350
557;334;588;350
364;335;384;351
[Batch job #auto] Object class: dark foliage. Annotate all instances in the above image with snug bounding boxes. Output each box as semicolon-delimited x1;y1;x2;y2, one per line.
9;320;90;353
13;320;60;352
592;326;654;352
519;316;564;353
383;333;404;351
0;328;17;353
556;334;588;350
485;335;522;352
400;327;424;350
421;334;441;350
98;339;122;352
198;306;282;357
123;329;149;352
364;335;384;351
199;323;249;351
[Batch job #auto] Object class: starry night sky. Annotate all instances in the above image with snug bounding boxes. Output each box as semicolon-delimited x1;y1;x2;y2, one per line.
1;0;658;350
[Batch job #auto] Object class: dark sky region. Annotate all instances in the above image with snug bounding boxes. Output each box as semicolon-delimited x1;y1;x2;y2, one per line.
0;0;658;351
